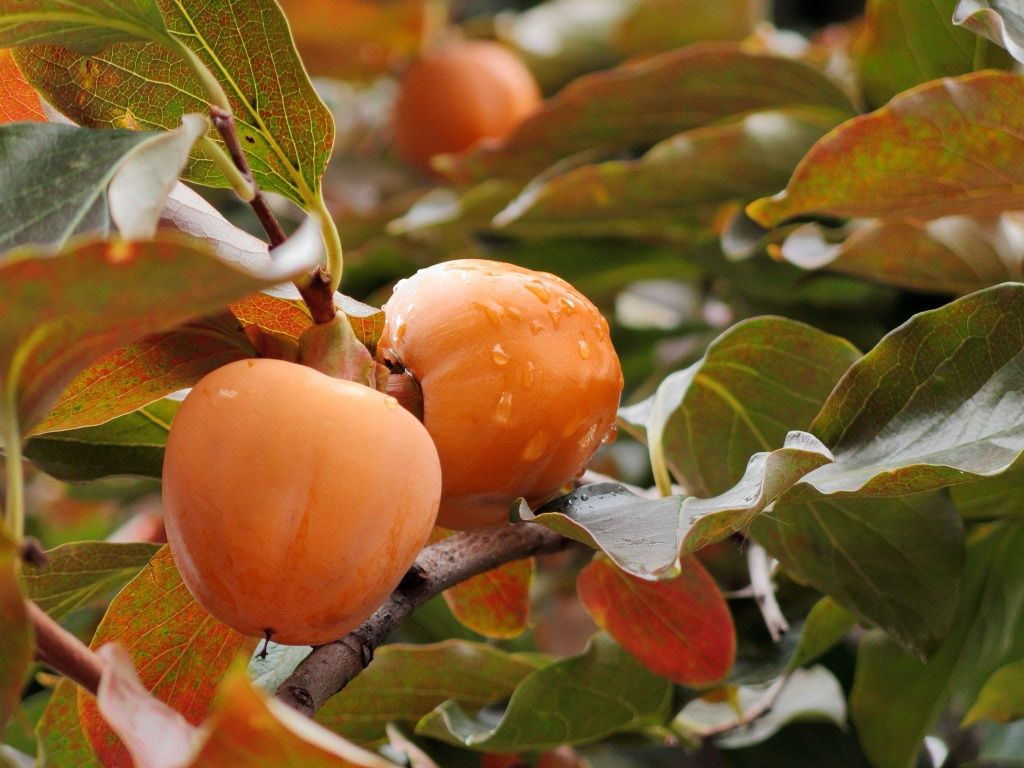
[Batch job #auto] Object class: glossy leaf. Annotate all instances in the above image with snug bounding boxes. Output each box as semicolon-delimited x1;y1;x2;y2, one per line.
416;634;672;751
676;667;847;748
613;0;767;55
749;72;1024;226
577;556;735;687
317;642;542;745
0;50;44;123
494;109;840;240
78;546;256;767
954;0;1024;63
753;490;964;656
276;0;423;79
852;0;1009;108
17;0;334;207
851;520;1024;768
786;598;855;672
627;316;859;496
35;680;99;768
0;217;321;437
444;44;856;182
0;118;206;252
0;532;31;733
21;541;159;620
795;283;1024;497
33;315;250;435
0;0;168;54
964;659;1024;725
780;216;1024;295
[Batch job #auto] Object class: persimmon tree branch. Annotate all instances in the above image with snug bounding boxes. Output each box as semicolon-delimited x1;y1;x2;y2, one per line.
207;105;336;324
28;600;104;697
274;523;570;717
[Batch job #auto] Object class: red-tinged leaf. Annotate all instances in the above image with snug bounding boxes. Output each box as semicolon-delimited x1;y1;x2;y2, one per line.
276;0;424;79
94;644;200;768
0;532;32;732
0;49;44;123
1;219;321;437
749;71;1024;227
187;666;400;767
443;44;856;182
36;679;100;768
576;556;735;687
34;314;253;435
78;546;256;767
429;528;533;639
231;293;312;341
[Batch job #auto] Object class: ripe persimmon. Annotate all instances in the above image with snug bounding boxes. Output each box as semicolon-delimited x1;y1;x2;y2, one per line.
162;358;441;645
378;259;623;530
392;40;541;170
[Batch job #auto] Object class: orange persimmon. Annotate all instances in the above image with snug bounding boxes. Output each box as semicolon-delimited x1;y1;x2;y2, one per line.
378;259;623;530
392;40;541;170
162;358;441;645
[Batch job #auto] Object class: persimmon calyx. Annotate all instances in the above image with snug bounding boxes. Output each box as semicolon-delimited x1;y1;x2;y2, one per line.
297;311;377;388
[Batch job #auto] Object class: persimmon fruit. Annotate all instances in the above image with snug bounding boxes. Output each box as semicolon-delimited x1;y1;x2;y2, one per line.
392;40;541;170
162;358;441;645
378;259;623;530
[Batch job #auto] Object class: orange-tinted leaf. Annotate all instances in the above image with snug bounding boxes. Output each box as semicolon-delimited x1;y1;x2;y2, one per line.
0;49;44;123
79;547;256;767
577;556;735;687
749;71;1024;226
36;679;100;768
231;293;311;341
35;314;253;435
277;0;423;79
430;528;532;639
0;532;31;732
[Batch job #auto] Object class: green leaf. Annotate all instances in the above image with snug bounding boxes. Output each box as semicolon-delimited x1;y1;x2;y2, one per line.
753;490;964;656
852;0;1011;108
950;465;1024;519
630;316;859;496
316;641;542;745
35;679;99;768
0;531;31;733
443;44;856;182
851;520;1024;768
493;109;840;241
17;0;335;207
794;283;1024;497
21;541;159;620
954;0;1024;63
416;633;672;751
964;659;1024;725
780;216;1024;296
31;315;249;436
0;219;321;438
749;72;1024;226
786;597;855;672
0;118;206;251
0;0;169;54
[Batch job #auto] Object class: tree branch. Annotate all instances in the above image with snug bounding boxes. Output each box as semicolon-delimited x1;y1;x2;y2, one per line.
208;105;336;324
28;600;104;697
274;523;569;717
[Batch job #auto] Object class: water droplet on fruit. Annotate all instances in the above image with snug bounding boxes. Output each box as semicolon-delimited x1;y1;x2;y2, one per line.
549;309;562;328
522;361;537;389
578;340;590;359
530;319;545;335
473;300;504;328
559;297;576;315
521;431;549;461
495;391;513;423
507;306;522;320
601;424;619;445
492;344;510;365
525;281;551;303
384;396;399;411
395;319;408;341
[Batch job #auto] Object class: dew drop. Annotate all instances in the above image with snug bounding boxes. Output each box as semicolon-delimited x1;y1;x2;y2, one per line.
384;396;399;411
521;431;549;461
579;494;589;502
578;339;591;359
559;297;577;315
549;309;562;328
473;300;504;328
495;391;513;423
530;319;545;335
507;306;522;320
522;361;537;389
525;281;551;303
492;344;511;366
601;424;619;445
395;319;408;341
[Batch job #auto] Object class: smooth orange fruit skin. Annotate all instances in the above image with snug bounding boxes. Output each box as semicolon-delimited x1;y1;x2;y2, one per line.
162;359;441;645
379;259;623;530
392;40;541;170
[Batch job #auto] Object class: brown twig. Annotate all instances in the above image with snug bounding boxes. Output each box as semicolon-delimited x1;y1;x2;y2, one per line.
28;601;105;696
208;105;336;324
274;523;569;717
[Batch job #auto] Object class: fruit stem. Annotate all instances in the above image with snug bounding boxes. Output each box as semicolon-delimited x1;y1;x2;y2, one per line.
312;192;344;295
2;398;25;542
